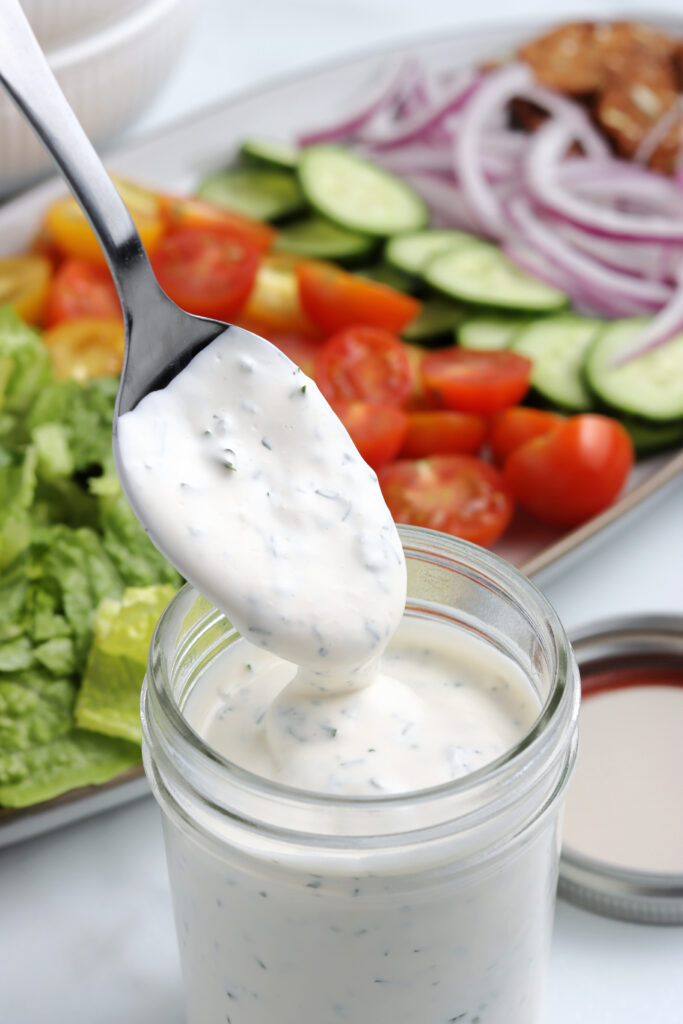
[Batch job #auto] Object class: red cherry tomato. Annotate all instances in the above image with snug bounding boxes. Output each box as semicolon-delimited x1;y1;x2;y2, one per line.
378;454;514;547
400;410;488;458
314;326;414;406
503;414;634;528
421;348;532;416
43;259;121;327
490;407;565;467
333;402;409;470
297;260;420;334
152;227;261;320
158;194;275;252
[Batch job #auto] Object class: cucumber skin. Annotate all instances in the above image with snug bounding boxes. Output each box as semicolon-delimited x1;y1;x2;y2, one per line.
274;216;377;265
457;316;530;351
424;244;568;313
298;145;429;238
585;320;683;422
385;230;475;277
619;415;683;455
511;315;600;413
197;168;306;223
240;138;299;170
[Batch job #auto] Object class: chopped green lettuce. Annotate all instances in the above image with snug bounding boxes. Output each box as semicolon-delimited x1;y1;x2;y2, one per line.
95;478;180;588
0;306;181;809
76;585;177;744
27;375;118;473
0;308;51;416
0;729;140;808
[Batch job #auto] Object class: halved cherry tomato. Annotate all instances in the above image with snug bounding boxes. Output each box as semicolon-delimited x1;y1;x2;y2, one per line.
0;255;51;324
503;414;634;528
403;343;441;410
240;255;321;337
400;410;488;458
333;401;409;470
43;259;121;327
378;455;514;547
43;181;163;266
152;227;261;320
314;326;414;406
297;260;420;334
421;348;533;416
490;407;565;467
159;195;275;252
42;318;125;381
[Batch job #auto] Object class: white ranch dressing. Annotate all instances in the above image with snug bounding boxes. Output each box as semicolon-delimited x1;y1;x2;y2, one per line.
118;327;537;792
117;329;406;692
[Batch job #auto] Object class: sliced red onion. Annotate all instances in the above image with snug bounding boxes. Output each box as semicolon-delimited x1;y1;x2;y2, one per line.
633;96;683;168
503;241;582;295
558;161;683;217
404;173;480;233
525;119;683;242
358;72;479;150
505;195;673;310
555;221;681;282
525;85;610;159
367;142;458;177
614;261;683;364
453;62;535;238
297;59;418;146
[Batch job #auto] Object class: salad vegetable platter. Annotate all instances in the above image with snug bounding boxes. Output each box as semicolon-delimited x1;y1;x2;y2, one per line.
2;13;683;846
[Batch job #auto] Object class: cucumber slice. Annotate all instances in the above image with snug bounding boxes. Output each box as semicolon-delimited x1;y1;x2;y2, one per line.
458;315;527;351
621;415;683;455
385;229;475;276
586;318;683;422
240;137;299;169
424;242;568;312
511;315;601;412
354;263;417;294
197;167;305;222
298;144;428;237
401;299;466;345
273;215;375;262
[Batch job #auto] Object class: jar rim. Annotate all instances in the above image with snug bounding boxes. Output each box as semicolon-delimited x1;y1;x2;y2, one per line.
143;526;579;815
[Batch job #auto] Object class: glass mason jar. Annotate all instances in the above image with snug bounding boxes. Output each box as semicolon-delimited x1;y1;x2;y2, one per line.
141;526;580;1024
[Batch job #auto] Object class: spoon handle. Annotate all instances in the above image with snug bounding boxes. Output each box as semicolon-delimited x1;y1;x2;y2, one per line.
0;0;156;317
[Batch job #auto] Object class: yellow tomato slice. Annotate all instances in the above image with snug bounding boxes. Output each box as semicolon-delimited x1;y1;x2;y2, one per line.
240;254;321;336
0;255;51;324
43;180;163;266
42;318;125;381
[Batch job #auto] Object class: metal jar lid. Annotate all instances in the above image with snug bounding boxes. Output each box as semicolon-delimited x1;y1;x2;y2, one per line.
559;613;683;925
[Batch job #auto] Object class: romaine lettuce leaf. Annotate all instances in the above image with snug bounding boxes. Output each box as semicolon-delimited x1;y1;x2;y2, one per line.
94;477;181;588
0;305;180;809
75;585;177;744
0;728;140;808
27;375;118;473
0;308;51;416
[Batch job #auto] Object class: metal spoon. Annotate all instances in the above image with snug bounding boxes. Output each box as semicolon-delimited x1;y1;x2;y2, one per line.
0;0;269;430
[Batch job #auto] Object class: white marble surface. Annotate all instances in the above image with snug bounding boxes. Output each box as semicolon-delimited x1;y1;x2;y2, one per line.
2;1;683;1021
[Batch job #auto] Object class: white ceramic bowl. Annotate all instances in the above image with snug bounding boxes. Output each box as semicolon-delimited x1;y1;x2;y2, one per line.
0;0;193;196
20;0;142;49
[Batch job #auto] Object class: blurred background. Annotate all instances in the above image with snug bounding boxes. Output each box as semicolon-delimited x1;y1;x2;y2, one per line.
6;0;683;196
